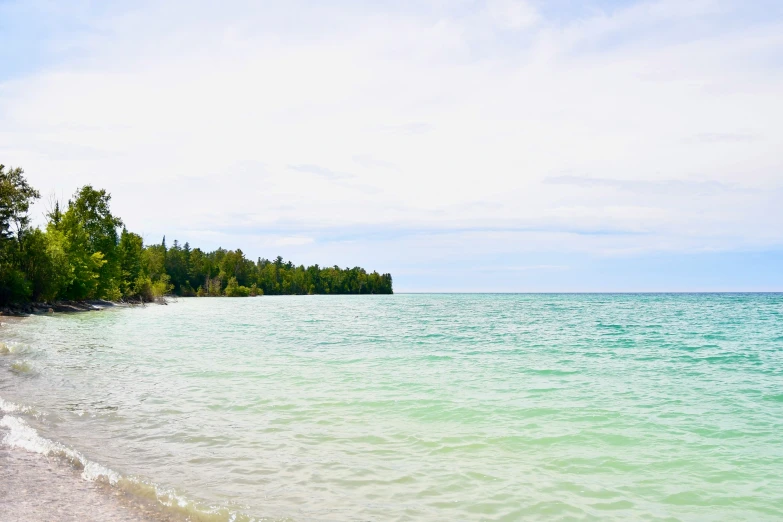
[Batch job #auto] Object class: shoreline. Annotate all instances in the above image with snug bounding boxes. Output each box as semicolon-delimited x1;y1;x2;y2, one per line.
0;313;183;522
0;384;246;522
0;300;130;317
0;422;181;522
0;404;240;522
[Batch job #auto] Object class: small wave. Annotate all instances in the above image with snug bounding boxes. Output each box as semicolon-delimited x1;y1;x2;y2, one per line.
0;397;38;416
0;342;25;355
596;323;626;330
0;415;90;471
528;368;579;376
421;354;453;361
0;342;31;355
10;360;35;374
0;413;257;522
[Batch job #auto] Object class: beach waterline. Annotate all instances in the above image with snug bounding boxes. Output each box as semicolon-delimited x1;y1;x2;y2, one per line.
1;294;783;521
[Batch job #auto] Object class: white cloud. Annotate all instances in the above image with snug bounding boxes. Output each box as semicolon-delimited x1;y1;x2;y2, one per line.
477;264;570;272
486;0;539;29
274;236;315;247
0;0;781;273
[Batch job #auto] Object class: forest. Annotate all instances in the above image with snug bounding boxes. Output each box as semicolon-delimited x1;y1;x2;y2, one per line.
0;164;393;306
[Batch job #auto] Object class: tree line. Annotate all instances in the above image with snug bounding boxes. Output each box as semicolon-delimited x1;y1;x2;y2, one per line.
0;164;393;306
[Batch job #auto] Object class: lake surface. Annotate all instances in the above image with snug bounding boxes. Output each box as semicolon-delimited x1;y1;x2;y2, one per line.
1;294;782;521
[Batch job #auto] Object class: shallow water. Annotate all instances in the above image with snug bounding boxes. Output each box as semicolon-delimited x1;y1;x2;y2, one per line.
1;294;782;521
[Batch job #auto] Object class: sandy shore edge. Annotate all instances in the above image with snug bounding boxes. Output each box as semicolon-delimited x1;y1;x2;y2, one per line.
0;309;182;522
0;299;132;317
0;418;180;522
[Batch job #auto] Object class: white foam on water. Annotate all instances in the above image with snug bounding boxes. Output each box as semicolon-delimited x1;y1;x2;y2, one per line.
0;341;30;355
0;397;37;415
0;399;256;522
0;342;21;355
0;414;120;483
10;360;35;374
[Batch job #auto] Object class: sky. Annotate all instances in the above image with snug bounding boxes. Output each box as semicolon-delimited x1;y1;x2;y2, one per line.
1;0;782;292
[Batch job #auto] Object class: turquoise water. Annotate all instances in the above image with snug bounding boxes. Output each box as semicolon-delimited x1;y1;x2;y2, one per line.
1;294;782;521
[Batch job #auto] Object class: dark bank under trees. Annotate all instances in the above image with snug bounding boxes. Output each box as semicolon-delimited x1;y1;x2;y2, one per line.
0;164;393;306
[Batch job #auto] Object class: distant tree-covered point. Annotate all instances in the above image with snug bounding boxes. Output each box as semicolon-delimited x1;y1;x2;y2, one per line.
0;164;392;306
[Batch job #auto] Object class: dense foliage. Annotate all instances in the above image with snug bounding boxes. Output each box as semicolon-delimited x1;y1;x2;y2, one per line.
0;165;393;305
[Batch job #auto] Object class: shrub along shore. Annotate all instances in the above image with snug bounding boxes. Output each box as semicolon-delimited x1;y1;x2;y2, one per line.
0;164;393;309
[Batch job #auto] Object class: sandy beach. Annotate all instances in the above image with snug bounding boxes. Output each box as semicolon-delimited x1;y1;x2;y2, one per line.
0;425;177;522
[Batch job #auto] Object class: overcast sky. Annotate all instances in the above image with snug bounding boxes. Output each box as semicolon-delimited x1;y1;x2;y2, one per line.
1;0;782;291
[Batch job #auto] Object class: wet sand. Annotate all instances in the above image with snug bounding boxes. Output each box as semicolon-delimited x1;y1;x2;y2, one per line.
0;436;178;522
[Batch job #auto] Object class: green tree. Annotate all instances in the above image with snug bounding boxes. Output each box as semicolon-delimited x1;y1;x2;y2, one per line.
0;162;394;305
0;165;40;244
58;222;107;300
142;242;167;280
0;165;41;304
224;276;250;297
16;228;72;301
59;186;123;300
118;228;144;298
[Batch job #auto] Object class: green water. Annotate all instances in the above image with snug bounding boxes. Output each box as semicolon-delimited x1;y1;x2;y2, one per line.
1;294;782;521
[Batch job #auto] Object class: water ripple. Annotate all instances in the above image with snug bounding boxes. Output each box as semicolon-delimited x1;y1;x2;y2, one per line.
0;294;782;521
